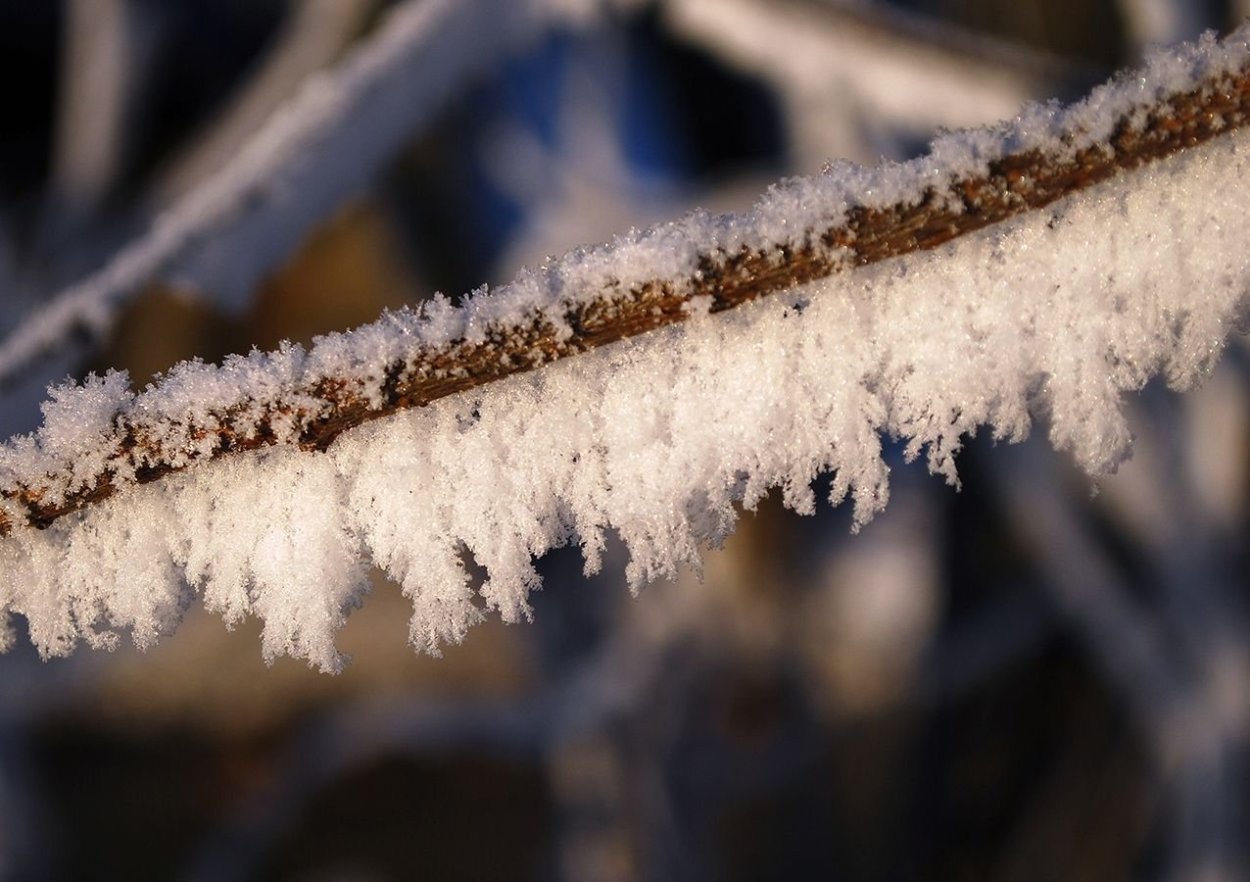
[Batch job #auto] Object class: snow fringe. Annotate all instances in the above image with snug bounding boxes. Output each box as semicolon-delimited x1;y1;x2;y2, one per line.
1;27;1250;670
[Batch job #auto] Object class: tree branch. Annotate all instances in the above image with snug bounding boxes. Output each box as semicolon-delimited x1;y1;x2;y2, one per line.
4;38;1250;539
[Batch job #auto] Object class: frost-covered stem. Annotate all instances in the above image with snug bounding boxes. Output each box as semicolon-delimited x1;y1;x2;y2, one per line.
2;59;1250;539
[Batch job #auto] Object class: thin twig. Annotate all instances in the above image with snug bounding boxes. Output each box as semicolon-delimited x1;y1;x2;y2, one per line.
3;57;1250;538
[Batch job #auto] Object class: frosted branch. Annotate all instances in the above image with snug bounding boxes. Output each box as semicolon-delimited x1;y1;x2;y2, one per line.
4;34;1250;538
3;28;1250;669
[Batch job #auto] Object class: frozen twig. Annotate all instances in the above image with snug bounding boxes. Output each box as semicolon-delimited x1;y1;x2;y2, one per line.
3;43;1250;538
3;27;1250;669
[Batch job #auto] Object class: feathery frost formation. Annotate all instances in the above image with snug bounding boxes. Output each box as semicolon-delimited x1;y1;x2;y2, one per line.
1;31;1250;670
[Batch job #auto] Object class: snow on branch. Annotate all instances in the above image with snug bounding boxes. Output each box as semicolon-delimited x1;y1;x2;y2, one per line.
2;29;1250;670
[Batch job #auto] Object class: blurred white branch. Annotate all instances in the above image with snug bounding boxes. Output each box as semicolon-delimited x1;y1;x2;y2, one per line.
1115;0;1211;52
46;0;138;228
0;0;551;391
154;0;379;205
998;438;1247;882
663;0;1074;165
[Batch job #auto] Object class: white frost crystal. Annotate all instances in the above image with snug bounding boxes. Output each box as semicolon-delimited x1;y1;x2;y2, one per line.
1;31;1249;670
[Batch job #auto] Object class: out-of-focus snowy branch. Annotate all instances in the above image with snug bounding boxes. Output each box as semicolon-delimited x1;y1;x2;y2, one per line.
43;0;143;242
663;0;1084;165
998;421;1250;881
0;0;555;390
152;0;379;205
1115;0;1210;52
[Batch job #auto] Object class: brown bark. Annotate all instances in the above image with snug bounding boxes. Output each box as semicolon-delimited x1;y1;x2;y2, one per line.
4;64;1250;538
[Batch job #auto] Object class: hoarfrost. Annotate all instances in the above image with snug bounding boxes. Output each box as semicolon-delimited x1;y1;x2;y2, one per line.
1;31;1249;670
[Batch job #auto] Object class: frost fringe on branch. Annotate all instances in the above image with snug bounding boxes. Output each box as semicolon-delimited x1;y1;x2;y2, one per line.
2;28;1250;670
